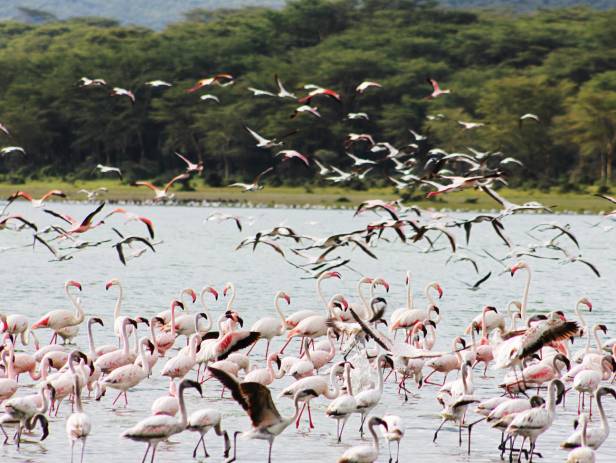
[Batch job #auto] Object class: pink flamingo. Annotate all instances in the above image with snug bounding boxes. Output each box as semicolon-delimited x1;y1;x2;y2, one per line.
154;300;184;356
243;353;281;386
94;318;138;374
424;336;467;386
31;280;84;344
0;343;18;402
249;291;290;358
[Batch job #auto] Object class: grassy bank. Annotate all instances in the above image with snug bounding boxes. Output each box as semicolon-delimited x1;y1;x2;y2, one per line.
0;180;612;213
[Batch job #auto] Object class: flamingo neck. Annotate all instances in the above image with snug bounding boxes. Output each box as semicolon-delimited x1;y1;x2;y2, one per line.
177;384;189;428
74;378;84;413
546;382;557;416
593;326;604;352
139;340;151;376
113;283;123;320
521;268;531;322
480;311;489;340
274;294;287;325
39;386;51;414
316;274;328;308
597;393;609;432
453;338;463;364
425;284;436;306
575;300;587;328
266;356;275;380
121;322;131;355
225;284;236;312
345;365;354;396
150;320;158;346
6;348;16;380
290;393;303;424
368;422;380;451
67;286;84;323
199;289;213;333
170;304;177;337
376;358;386;395
179;289;192;314
406;275;413;310
325;366;342;399
87;321;97;359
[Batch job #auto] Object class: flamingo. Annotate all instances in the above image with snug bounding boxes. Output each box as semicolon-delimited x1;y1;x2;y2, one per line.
0;313;29;346
424;336;466;385
160;333;201;381
153;300;185;356
572;355;615;416
66;373;91;463
94;318;138;374
390;282;442;334
356;81;382;94
110;87;135;103
99;337;154;407
572;324;608;366
0;344;18;402
326;362;356;442
426;78;450;99
354;354;393;437
562;386;616;449
186;74;234;92
85;317;108;360
281;295;348;354
243;353;281;386
284;271;342;329
0;382;55;448
31;280;84;344
7;190;66;207
208;366;318;463
132;173;190;201
187;406;231;459
381;415;404;463
280;361;346;429
150;380;178;417
337;416;388;463
250;291;291;357
389;271;414;328
173;287;216;339
501;353;570;394
123;379;202;463
506;379;565;463
105;278;134;340
566;414;595;463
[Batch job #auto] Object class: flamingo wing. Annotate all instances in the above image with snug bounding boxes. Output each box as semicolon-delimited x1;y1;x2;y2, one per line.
164;173;190;193
133;181;158;192
79;202;105;228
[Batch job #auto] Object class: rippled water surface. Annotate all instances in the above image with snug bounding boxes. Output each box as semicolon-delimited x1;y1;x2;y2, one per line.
1;203;616;462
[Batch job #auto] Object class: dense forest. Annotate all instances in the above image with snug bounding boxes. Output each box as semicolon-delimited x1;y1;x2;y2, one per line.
2;0;614;28
0;0;615;188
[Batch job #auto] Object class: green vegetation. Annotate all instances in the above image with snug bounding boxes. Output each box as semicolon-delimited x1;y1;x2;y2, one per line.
0;0;615;194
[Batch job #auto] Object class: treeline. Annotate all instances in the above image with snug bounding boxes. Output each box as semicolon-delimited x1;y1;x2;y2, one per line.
0;0;615;188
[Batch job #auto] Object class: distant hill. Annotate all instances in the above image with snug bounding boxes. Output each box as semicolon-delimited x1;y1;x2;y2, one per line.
1;0;614;29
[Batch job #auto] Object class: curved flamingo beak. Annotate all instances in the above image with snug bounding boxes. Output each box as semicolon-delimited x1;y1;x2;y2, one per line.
172;300;185;311
153;316;165;325
379;279;390;292
282;293;291;304
105;280;115;290
327;271;342;279
68;280;82;291
339;298;349;310
91;317;104;327
584;300;593;311
223;285;231;297
188;289;197;303
436;285;443;299
484;306;498;313
208;288;219;300
510;264;520;276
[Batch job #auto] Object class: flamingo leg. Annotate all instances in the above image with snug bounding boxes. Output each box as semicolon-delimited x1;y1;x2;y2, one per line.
339;416;349;442
296;402;306;429
150;443;157;463
112;391;123;406
307;402;314;429
278;337;293;355
265;340;270;359
388;440;392;463
141;444;151;463
80;438;87;463
433;419;446;443
124;391;128;406
396;440;400;463
70;440;75;463
227;431;239;463
268;438;274;463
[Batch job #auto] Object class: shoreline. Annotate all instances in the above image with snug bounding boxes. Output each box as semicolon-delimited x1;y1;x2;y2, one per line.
0;180;613;214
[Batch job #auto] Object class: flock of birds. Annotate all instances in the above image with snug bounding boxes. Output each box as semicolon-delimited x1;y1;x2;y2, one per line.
2;69;616;463
0;267;615;463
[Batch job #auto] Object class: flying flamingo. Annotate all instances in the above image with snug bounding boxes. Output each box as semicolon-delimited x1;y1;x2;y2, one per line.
355;81;382;94
249;291;291;357
426;78;451;99
31;280;84;344
208;365;318;463
186;74;234;92
123;379;202;463
175;152;204;174
45;202;106;235
66;374;91;463
110;87;135;103
132;173;190;201
7;190;66;208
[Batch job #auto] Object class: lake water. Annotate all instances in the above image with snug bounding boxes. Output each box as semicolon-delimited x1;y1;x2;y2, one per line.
1;203;615;462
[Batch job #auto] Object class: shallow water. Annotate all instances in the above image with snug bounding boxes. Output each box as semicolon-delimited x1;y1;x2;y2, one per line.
1;203;615;462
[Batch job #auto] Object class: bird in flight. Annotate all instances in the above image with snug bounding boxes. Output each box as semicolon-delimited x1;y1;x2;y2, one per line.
426;78;451;99
175;152;204;174
132;173;190;201
110;87;135;104
228;167;274;192
186;74;234;93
